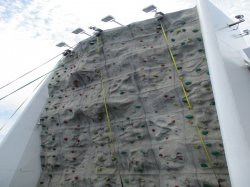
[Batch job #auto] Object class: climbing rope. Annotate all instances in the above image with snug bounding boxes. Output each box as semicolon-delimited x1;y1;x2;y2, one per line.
160;22;221;186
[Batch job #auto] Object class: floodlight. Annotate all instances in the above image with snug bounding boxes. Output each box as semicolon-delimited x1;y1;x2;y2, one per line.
142;5;157;13
56;42;67;47
101;15;124;26
72;28;91;36
56;42;72;48
235;15;244;20
228;14;245;28
102;15;115;22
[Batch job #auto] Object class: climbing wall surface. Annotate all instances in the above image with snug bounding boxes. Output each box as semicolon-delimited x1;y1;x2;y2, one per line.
38;7;231;187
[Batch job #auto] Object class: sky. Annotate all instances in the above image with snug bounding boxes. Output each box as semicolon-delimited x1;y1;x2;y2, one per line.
0;0;249;138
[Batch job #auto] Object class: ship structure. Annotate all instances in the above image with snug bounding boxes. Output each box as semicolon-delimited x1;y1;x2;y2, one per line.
37;7;231;187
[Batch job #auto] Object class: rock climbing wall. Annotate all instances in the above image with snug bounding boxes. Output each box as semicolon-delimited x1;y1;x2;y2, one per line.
38;7;231;187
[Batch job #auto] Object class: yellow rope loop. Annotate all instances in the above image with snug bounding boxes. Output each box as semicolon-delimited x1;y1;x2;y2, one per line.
160;22;219;182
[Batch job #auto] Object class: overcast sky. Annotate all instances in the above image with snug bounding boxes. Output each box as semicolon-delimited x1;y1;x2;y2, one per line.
0;0;249;137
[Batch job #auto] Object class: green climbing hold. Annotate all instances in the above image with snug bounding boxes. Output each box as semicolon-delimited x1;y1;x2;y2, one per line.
210;100;215;105
135;105;141;109
181;42;185;46
185;80;192;86
173;54;178;57
121;151;127;155
212;151;220;157
196;68;202;72
200;163;208;168
192;29;199;33
203;183;213;187
177;66;182;70
140;150;146;155
182;28;186;32
206;71;210;75
185;114;193;119
197;37;203;42
202;130;209;135
171;38;175;42
140;124;145;128
124;179;129;184
120;91;125;95
206;143;212;147
137;135;143;139
170;29;174;33
182;98;187;103
198;49;205;53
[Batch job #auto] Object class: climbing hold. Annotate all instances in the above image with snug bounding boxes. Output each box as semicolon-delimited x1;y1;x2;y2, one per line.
202;130;209;135
120;91;125;95
140;124;145;128
171;38;175;42
135;105;141;109
206;143;212;147
212;151;220;157
182;98;187;103
177;66;182;70
182;28;186;32
203;183;213;187
64;137;68;141
74;176;79;180
210;100;215;105
185;114;193;119
124;179;129;184
121;151;127;155
198;49;205;53
137;135;143;140
197;37;202;42
111;156;117;161
200;163;208;168
194;144;201;149
185;80;192;85
196;68;202;72
154;74;158;78
192;29;199;33
181;42;185;46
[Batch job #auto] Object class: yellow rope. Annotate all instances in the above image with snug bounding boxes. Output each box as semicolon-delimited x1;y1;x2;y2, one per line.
100;72;113;142
96;36;100;53
160;23;219;181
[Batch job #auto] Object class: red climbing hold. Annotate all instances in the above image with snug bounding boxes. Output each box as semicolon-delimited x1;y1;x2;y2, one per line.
64;137;68;141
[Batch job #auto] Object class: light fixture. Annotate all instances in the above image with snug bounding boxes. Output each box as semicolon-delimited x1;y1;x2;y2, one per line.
56;42;72;48
142;5;157;13
228;15;245;28
142;5;164;21
101;15;124;26
72;28;91;36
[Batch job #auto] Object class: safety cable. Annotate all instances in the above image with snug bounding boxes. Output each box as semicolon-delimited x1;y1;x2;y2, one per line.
0;75;48;131
160;22;221;186
0;53;61;90
0;43;79;91
0;66;62;101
